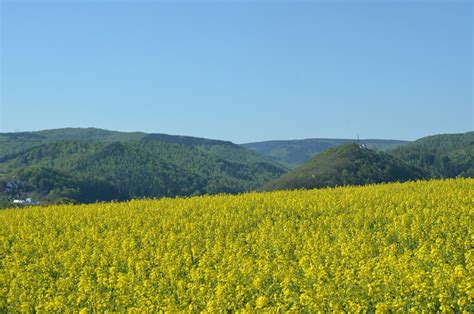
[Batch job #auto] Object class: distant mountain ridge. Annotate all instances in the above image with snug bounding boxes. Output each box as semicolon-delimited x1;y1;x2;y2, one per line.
142;133;236;147
242;138;409;167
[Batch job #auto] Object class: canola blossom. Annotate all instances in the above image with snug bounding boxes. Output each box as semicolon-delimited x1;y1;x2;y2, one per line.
0;179;472;312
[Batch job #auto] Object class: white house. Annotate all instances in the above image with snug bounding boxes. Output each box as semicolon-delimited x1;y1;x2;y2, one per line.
12;198;36;205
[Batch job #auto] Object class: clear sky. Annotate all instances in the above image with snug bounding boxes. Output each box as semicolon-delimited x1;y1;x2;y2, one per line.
0;0;472;143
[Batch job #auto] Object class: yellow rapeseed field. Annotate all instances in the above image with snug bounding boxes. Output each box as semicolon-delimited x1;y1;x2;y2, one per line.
0;179;472;312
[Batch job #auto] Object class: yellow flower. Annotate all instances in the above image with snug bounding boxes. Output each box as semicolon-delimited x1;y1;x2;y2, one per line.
255;296;269;309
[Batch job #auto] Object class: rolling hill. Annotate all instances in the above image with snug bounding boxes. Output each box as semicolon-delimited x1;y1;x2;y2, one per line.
0;128;288;205
263;144;427;191
389;131;474;178
242;138;408;167
0;128;146;159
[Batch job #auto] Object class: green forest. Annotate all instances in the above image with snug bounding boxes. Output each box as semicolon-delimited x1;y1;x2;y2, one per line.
0;129;287;206
390;132;474;178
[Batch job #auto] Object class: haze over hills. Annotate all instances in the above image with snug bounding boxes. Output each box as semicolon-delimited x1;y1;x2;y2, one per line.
263;144;427;191
242;138;409;167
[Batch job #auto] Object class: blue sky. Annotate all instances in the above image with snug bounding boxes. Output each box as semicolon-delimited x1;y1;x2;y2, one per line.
1;0;472;143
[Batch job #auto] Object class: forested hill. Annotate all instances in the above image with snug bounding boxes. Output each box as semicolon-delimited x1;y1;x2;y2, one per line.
0;128;145;158
262;131;474;192
242;138;408;167
0;128;245;159
263;144;427;191
390;132;474;178
0;128;287;205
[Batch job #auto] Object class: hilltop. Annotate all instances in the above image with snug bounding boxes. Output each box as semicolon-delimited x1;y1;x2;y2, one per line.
242;138;408;167
263;143;426;191
0;127;237;159
243;132;473;177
